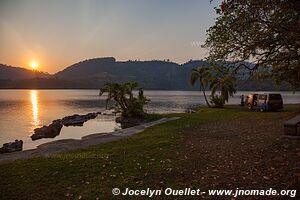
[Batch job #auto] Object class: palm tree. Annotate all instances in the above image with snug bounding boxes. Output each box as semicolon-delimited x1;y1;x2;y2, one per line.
99;82;135;110
99;82;148;118
209;65;236;106
190;66;211;107
99;83;122;110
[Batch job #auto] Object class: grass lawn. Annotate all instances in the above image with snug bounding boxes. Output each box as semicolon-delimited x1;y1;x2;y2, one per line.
0;105;299;199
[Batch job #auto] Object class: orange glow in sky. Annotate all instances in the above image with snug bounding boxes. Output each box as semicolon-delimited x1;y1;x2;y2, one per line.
0;1;219;73
30;61;39;70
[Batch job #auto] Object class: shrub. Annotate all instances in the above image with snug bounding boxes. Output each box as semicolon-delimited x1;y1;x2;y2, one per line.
210;95;225;108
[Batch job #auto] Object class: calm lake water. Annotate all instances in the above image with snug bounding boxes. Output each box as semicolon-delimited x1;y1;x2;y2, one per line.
0;90;299;150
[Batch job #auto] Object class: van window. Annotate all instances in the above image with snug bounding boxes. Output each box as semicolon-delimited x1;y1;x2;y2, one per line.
269;94;282;100
258;95;267;100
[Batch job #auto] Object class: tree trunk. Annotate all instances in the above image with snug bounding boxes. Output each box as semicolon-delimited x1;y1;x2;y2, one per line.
200;81;211;107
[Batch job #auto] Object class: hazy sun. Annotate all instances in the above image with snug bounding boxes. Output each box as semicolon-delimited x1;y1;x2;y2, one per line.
30;61;39;70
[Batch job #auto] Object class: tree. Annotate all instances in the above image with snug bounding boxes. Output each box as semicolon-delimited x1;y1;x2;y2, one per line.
99;82;149;118
204;0;300;88
190;66;211;107
209;64;236;107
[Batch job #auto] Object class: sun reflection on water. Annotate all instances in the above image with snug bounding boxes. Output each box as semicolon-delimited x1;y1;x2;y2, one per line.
30;90;39;128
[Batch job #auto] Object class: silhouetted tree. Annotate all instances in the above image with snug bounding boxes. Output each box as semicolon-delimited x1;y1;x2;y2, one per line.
190;66;211;107
204;0;300;88
99;82;149;118
209;64;236;107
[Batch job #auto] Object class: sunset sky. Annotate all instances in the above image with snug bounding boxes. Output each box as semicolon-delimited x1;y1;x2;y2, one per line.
0;0;219;73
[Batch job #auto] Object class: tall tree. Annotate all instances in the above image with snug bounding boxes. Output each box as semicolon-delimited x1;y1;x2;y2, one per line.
204;0;300;88
209;64;236;106
190;66;211;107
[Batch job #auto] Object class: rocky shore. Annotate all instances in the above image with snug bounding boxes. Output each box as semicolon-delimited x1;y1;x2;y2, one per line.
31;112;102;140
1;110;150;154
1;111;117;154
0;140;23;153
0;117;179;163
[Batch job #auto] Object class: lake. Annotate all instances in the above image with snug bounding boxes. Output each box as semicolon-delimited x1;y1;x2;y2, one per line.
0;90;299;150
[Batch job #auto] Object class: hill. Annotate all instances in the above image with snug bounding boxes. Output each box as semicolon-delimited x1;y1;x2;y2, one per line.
54;57;207;90
0;64;50;80
0;58;295;90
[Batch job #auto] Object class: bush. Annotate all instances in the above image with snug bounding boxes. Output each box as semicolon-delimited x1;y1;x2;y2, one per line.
121;95;148;119
99;82;150;126
210;95;225;108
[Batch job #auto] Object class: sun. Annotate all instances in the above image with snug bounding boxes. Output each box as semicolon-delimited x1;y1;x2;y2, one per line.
30;61;39;70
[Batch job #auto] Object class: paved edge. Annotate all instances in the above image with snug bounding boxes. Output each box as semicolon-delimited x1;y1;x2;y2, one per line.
0;117;180;164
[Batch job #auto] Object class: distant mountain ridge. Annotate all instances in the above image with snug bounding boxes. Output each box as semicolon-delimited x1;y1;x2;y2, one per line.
53;57;207;90
0;64;50;80
0;57;295;90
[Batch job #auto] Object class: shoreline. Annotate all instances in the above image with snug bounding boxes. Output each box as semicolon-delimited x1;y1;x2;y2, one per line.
0;117;179;164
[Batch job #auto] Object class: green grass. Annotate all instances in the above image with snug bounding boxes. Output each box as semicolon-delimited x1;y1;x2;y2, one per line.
0;106;299;199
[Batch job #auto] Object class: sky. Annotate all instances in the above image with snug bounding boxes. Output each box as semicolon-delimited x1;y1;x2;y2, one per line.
0;0;220;73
